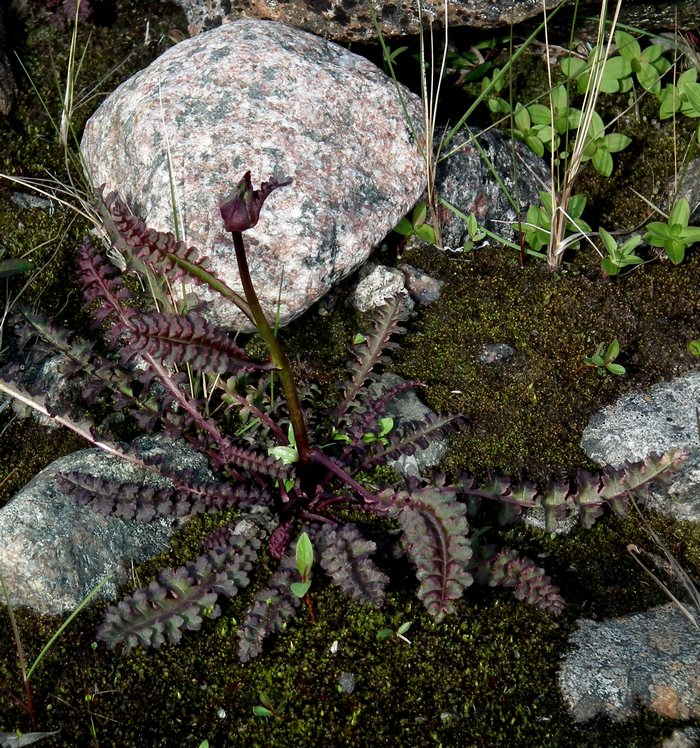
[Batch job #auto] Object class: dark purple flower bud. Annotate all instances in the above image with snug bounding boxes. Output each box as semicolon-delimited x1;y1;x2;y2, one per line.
220;171;293;233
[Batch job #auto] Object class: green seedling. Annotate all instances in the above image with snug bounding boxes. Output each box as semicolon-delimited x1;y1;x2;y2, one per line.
394;201;437;244
377;614;413;644
462;212;487;251
578;339;626;376
659;67;700;142
561;46;633;95
362;416;394;447
290;531;313;599
509;102;554;158
643;198;700;264
598;227;644;275
579;110;631;177
687;340;700;357
253;691;286;720
268;422;299;465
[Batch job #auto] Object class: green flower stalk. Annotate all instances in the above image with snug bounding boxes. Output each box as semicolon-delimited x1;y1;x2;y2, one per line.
220;172;311;465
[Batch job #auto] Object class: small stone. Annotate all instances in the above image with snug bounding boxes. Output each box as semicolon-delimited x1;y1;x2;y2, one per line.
478;343;516;364
351;264;413;314
399;264;444;304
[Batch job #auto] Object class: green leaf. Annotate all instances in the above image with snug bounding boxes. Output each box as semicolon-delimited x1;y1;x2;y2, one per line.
413;201;427;226
560;57;587;79
683;82;700;117
605;339;620;362
394;217;413;236
414;223;437;244
605;133;632;153
680;227;700;244
598;226;617;254
513;104;531;131
603;55;632;84
353;333;366;345
615;30;640;61
644;221;673;247
665;240;686;264
488;97;511;114
670;198;690;227
637;62;661;94
592;148;613;177
253;706;274;718
376;628;393;640
268;445;299;465
606;363;626;376
0;258;32;279
397;621;412;635
567;194;587;219
295;531;313;577
687;340;700;357
601;257;621;275
377;416;394;437
528;103;551;126
290;580;311;598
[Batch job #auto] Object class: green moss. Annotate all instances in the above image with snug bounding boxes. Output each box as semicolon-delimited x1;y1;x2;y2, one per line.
2;5;700;746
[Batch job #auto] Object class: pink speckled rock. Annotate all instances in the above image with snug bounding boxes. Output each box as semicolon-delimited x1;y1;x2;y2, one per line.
81;20;425;331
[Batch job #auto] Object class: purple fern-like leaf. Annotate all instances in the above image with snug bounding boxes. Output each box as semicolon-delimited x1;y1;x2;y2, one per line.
336;296;409;419
98;190;212;285
315;523;389;605
481;550;565;615
374;480;473;621
120;311;266;374
237;551;301;662
98;535;262;651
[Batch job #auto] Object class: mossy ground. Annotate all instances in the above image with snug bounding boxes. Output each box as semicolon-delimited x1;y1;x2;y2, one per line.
1;3;699;746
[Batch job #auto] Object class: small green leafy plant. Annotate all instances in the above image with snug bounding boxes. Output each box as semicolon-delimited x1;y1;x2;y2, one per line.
643;198;700;264
290;532;313;599
598;227;644;275
253;691;286;720
578;338;626;376
394;200;437;244
376;614;413;644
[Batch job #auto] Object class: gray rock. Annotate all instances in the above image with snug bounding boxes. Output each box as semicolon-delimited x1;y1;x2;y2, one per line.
559;603;700;722
351;264;412;314
399;263;443;305
81;20;425;332
373;372;448;478
663;727;700;748
0;436;211;615
478;343;516;364
168;0;560;42
434;127;549;251
580;372;700;522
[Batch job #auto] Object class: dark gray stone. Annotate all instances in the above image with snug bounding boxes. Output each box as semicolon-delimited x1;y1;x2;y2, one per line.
434;127;549;251
168;0;561;42
478;343;516;364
